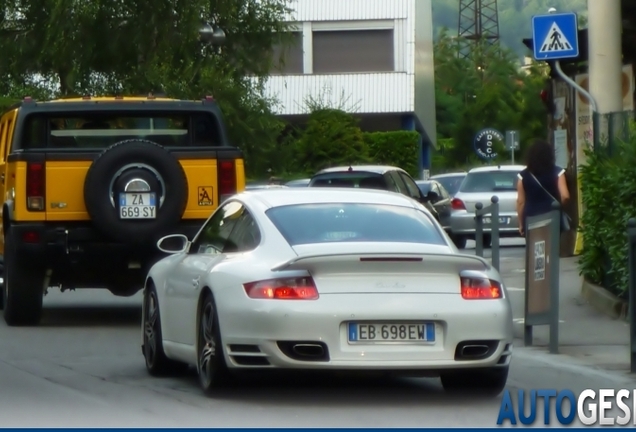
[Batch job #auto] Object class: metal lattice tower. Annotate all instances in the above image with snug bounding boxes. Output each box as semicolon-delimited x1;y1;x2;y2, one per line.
457;0;500;59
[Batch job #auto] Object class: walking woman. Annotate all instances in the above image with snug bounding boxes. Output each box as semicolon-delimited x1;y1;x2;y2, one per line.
516;139;570;236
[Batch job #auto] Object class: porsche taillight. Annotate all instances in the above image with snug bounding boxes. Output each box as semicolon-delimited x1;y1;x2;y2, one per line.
26;162;45;211
243;277;319;300
460;276;502;299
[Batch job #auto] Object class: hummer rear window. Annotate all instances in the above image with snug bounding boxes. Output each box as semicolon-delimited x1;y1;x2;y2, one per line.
21;112;222;149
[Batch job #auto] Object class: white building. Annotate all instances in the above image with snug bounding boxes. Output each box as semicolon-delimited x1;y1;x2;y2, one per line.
261;0;437;175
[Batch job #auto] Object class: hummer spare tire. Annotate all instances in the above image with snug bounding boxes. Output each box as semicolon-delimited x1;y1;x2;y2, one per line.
84;139;189;245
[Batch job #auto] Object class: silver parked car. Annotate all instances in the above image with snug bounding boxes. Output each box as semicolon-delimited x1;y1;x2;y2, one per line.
429;172;467;197
449;165;525;249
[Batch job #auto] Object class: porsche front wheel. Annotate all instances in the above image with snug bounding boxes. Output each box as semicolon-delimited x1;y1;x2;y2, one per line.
142;284;187;376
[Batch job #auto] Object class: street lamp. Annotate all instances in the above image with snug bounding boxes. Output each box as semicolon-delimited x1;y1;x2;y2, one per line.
199;22;226;46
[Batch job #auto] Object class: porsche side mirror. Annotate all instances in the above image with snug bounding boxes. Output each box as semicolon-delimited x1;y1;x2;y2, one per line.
157;234;190;254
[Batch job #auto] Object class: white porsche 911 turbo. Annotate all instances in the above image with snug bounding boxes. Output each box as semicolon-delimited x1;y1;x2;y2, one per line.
141;188;513;396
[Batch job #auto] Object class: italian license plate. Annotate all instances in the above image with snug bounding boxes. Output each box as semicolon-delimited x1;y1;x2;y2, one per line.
483;216;510;225
119;193;157;219
348;322;435;344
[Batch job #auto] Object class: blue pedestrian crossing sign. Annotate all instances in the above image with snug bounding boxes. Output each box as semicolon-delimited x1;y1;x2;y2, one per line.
532;12;579;61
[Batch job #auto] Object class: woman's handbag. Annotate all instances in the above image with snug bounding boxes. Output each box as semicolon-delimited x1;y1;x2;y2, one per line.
528;172;572;232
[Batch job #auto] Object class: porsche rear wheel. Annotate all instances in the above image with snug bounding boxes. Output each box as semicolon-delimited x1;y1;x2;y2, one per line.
143;284;187;376
197;294;230;394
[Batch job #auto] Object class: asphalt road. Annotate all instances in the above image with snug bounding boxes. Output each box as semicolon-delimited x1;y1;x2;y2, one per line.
0;240;633;427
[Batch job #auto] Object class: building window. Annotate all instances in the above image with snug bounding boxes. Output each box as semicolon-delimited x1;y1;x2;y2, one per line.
312;29;394;74
270;32;304;75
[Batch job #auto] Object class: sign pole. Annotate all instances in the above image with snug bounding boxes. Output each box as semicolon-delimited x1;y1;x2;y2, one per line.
553;60;598;112
505;130;519;165
549;202;561;354
531;11;592;256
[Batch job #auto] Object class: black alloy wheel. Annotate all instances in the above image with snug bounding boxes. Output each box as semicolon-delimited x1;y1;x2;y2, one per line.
198;294;230;394
143;284;187;376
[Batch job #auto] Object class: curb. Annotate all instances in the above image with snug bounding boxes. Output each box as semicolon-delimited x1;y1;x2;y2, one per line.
581;278;629;322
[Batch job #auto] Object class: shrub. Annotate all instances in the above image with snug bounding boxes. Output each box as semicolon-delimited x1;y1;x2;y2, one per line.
578;123;636;298
364;131;420;177
295;109;370;174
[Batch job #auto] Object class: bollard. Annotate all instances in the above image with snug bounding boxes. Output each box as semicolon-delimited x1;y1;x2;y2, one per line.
475;202;484;257
628;218;636;373
490;195;500;272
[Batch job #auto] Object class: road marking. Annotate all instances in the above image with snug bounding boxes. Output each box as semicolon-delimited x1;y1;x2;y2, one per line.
506;287;525;291
513;318;565;324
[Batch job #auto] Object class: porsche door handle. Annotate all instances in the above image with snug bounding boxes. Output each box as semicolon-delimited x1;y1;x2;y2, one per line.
192;276;200;287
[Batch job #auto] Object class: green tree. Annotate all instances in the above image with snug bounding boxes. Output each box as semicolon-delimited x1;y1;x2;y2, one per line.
432;30;548;170
0;0;296;178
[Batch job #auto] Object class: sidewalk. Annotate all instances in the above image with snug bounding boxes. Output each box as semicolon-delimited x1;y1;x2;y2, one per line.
498;250;632;374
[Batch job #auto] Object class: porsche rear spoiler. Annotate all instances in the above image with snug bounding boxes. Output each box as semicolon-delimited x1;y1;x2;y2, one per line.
270;252;490;273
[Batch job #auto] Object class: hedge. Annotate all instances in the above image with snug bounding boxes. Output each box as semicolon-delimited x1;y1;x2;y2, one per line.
364;131;420;178
295;109;370;173
293;109;421;177
578;125;636;298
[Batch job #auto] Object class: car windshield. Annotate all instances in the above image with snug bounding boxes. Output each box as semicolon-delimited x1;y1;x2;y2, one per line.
266;203;445;246
460;171;519;193
21;111;222;149
309;172;387;190
433;175;465;195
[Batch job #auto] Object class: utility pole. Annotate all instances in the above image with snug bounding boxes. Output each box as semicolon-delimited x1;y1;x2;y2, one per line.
457;0;501;59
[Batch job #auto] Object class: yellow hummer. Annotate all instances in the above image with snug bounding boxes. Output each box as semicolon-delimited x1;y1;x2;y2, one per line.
0;95;246;326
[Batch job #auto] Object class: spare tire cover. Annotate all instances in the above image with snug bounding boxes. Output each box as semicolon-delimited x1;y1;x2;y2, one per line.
84;139;189;244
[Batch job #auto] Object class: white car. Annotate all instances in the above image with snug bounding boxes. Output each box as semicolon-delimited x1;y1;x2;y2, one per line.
141;188;514;396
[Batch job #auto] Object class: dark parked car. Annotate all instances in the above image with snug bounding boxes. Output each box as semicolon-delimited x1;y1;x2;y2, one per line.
308;165;441;223
416;180;452;232
429;172;467;197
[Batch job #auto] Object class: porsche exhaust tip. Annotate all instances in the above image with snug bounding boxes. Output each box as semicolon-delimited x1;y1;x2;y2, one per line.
277;341;330;362
292;343;325;357
454;340;499;360
460;344;490;358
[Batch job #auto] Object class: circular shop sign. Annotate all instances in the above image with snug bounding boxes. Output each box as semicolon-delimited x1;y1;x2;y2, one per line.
474;128;503;160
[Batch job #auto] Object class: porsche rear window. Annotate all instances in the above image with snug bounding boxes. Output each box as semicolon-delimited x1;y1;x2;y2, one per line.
20;112;222;149
266;203;445;246
309;172;388;190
